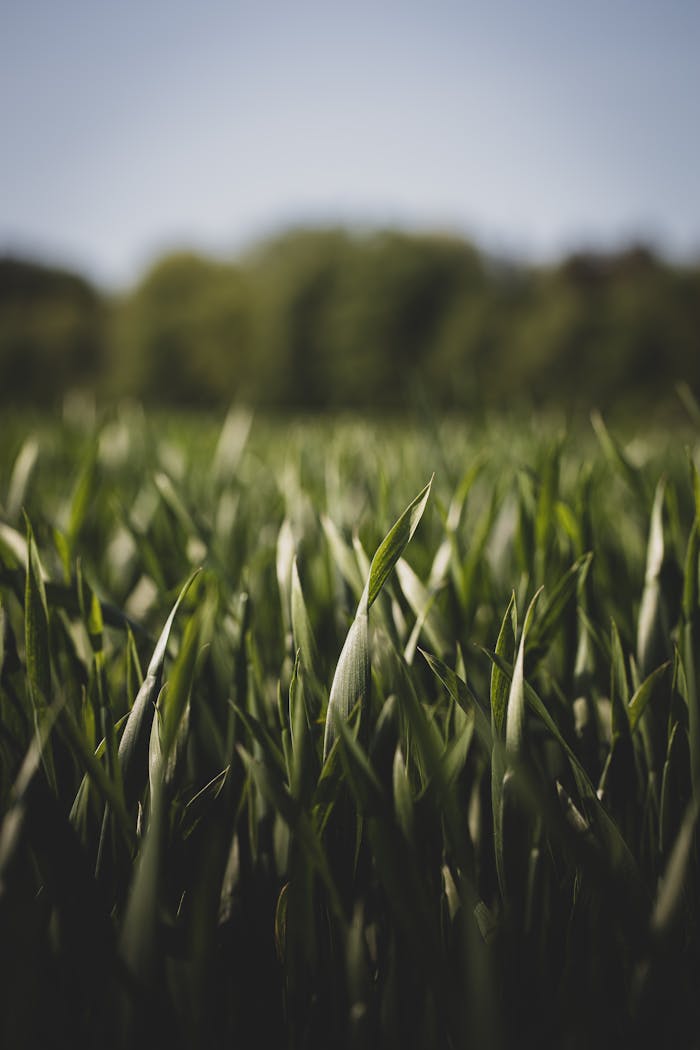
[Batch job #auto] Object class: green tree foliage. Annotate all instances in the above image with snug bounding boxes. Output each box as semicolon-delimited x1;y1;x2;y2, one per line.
2;231;699;414
110;252;251;405
0;258;104;407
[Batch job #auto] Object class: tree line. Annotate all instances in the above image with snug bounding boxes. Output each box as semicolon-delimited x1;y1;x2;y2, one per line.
2;227;699;416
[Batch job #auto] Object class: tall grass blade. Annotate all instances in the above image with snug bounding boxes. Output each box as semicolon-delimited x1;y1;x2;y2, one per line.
323;479;432;758
118;569;200;806
366;476;433;610
23;517;51;711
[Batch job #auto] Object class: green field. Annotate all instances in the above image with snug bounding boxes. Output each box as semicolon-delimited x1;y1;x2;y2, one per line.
1;407;699;1049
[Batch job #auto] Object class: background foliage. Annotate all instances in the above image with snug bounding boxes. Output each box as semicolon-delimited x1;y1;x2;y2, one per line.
2;228;699;414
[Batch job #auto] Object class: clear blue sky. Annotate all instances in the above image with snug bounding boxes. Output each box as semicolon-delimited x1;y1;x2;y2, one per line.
2;0;699;286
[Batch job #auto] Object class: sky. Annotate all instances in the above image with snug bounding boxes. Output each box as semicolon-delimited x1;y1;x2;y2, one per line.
1;0;699;287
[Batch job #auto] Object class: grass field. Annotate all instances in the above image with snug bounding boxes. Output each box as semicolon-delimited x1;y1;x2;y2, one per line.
1;406;699;1049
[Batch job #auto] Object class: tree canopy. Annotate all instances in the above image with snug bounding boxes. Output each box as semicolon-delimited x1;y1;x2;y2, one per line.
2;230;699;416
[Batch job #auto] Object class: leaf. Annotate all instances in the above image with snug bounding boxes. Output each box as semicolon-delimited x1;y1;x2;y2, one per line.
181;765;230;838
650;800;699;942
659;721;691;856
212;404;253;483
490;593;516;898
276;517;295;637
335;709;385;814
392;746;414;844
490;593;516;740
24;517;51;710
119;776;166;988
505;589;542;766
323;479;433;758
321;515;365;600
7;436;39;522
682;519;699;624
628;662;671;734
0;703;62;877
682;466;700;796
590;410;648;503
610;619;631;739
76;560;104;655
323;607;369;760
366;476;433;610
0;521;29;568
481;647;645;900
291;557;319;671
637;478;668;677
288;655;316;802
527;554;592;671
58;704;133;845
118;569;200;807
121;595;204;992
66;448;97;554
159;609;201;759
677;381;700;427
395;556;451;659
419;649;492;754
238;745;345;922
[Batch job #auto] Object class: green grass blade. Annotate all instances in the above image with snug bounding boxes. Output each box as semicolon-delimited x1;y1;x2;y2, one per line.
24;517;51;710
366;476;433;610
491;592;516;741
118;569;200;807
6;437;39;522
291;557;319;671
323;607;369;760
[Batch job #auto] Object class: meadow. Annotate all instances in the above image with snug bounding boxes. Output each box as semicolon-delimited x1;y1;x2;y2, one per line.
1;405;699;1049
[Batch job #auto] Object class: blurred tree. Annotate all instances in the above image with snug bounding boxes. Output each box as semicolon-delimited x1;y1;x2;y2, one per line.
243;229;350;409
0;258;104;407
110;252;252;405
3;231;699;418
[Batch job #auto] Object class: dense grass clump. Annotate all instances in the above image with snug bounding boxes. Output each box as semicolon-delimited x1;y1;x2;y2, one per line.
1;407;700;1049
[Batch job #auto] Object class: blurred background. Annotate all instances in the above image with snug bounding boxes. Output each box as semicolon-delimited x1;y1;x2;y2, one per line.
1;0;699;417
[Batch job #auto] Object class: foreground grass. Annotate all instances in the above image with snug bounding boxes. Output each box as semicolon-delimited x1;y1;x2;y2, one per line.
1;406;699;1049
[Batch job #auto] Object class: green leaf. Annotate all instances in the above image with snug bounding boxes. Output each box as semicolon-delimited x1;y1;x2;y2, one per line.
291;557;319;670
7;437;39;522
419;649;492;753
392;746;415;844
66;448;97;554
650;800;700;942
276;518;295;637
482;647;645;900
119;776;166;989
289;655;316;802
637;478;668;677
505;589;542;766
682;519;699;623
24;517;51;710
159;609;201;759
58;704;132;844
76;560;104;655
527;554;592;671
0;702;62;877
396;556;451;659
590;410;648;503
118;569;200;807
627;661;670;734
323;479;433;759
366;476;433;610
490;593;516;740
610;619;631;739
238;745;345;922
323;607;369;760
490;593;516;899
321;514;365;600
